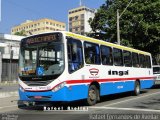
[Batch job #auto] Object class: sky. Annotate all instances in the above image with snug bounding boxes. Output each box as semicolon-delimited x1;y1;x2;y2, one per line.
0;0;105;34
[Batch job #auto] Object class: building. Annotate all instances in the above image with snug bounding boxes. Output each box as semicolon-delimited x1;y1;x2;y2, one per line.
0;34;24;82
11;18;66;36
68;6;96;35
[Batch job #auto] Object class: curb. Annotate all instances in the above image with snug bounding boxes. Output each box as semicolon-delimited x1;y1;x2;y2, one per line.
0;91;18;98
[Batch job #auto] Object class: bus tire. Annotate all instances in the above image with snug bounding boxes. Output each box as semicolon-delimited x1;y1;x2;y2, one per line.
86;85;98;106
134;81;140;96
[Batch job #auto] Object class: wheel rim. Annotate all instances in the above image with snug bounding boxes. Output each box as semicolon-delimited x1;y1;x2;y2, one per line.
89;89;96;101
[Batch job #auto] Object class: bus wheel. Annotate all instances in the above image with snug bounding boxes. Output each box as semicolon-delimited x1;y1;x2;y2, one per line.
86;85;98;106
134;81;140;96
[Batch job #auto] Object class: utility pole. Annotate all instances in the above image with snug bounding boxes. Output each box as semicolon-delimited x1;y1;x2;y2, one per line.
117;0;132;45
117;9;120;45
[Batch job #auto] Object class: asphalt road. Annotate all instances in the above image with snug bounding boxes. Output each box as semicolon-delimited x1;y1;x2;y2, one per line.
0;84;160;120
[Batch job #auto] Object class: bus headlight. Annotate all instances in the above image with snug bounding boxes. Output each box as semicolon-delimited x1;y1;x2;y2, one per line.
52;82;66;92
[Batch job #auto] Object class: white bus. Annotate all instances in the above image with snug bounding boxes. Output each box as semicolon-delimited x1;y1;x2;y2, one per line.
18;31;155;106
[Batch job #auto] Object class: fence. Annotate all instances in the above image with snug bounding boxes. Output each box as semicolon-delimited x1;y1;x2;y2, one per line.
1;59;18;82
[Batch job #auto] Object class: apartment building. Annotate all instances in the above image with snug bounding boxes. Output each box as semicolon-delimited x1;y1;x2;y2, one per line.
11;18;66;36
68;6;96;35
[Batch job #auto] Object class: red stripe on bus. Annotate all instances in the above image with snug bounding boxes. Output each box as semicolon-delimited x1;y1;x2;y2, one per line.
66;77;155;84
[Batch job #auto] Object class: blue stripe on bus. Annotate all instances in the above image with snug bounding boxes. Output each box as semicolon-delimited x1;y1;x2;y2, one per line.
19;79;154;102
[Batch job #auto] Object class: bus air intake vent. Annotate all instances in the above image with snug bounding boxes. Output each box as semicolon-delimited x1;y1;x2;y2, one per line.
23;80;53;86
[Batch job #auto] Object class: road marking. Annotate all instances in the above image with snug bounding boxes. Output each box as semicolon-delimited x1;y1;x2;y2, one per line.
104;91;160;107
0;105;17;109
90;106;160;113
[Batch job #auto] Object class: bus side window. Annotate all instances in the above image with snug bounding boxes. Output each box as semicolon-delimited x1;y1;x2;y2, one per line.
101;45;113;65
123;50;132;67
139;54;146;68
67;38;83;73
84;42;100;65
145;55;151;68
132;52;139;67
113;48;123;66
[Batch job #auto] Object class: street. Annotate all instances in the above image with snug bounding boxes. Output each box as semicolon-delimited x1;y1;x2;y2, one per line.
0;84;160;120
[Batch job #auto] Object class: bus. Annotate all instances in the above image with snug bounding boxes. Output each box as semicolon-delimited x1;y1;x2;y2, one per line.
18;31;155;106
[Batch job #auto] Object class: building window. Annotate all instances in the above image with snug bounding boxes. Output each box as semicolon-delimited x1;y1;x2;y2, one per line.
69;28;72;32
81;26;84;31
69;17;72;21
75;27;78;32
81;14;84;19
75;16;79;20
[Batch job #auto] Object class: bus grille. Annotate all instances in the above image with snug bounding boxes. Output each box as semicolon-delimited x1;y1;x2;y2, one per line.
23;80;53;86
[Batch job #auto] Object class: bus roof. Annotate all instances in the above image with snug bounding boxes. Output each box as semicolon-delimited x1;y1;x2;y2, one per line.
65;31;151;56
20;31;151;56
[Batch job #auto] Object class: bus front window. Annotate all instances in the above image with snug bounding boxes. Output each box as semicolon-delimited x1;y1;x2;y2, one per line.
39;44;64;76
19;43;64;77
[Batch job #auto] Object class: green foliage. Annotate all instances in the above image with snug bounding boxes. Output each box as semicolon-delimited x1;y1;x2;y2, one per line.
89;0;160;64
14;30;27;36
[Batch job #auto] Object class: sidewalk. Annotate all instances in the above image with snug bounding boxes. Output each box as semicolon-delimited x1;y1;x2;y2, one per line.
0;81;18;98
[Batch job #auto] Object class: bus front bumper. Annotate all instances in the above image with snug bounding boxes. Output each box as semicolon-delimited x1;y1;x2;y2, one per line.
19;85;88;102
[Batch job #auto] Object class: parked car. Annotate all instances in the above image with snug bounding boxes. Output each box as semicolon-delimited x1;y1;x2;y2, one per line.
153;65;160;84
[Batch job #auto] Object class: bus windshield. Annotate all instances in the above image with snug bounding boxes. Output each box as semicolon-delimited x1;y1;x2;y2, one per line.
19;42;64;78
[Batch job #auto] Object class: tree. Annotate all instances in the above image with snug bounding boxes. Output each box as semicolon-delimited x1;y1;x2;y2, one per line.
89;0;160;64
14;30;27;36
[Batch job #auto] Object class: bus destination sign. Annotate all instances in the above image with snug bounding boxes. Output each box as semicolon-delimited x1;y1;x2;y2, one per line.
24;33;61;45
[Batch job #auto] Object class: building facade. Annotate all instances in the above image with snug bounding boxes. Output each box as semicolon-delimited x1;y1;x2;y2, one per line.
11;18;66;36
68;6;96;35
0;34;24;82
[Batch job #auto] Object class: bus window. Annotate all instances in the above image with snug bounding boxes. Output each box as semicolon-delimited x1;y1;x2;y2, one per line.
67;38;83;73
101;45;113;65
84;42;100;65
139;54;145;68
132;52;139;67
145;55;151;68
113;48;123;66
123;50;132;67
